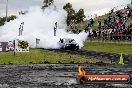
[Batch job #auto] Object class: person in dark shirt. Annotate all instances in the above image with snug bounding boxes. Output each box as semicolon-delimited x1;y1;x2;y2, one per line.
84;24;91;33
104;18;108;27
98;21;101;30
90;18;94;26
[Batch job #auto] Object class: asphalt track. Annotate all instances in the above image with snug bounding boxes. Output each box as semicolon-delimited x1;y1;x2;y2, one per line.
48;49;132;64
0;64;132;88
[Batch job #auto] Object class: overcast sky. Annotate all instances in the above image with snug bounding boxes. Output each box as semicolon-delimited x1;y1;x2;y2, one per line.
0;0;43;17
0;0;131;17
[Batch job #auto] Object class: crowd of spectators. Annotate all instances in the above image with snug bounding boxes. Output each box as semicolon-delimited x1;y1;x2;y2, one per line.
85;5;132;41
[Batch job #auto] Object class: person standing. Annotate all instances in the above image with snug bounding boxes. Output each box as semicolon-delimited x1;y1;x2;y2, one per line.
98;21;101;30
54;22;57;36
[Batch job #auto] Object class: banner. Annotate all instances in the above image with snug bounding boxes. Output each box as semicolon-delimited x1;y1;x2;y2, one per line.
6;41;14;51
15;39;29;52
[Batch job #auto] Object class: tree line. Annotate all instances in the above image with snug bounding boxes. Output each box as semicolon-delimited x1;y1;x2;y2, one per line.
0;15;17;26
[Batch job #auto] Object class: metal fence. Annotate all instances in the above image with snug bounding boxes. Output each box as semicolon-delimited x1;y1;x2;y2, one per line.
88;34;132;41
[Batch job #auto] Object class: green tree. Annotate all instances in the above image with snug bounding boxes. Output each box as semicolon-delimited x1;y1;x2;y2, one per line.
75;9;85;23
63;3;73;12
63;3;85;26
42;0;54;9
7;15;17;22
63;3;75;25
0;17;5;26
0;15;17;26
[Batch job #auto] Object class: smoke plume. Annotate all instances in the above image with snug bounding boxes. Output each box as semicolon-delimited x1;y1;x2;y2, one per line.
0;5;89;49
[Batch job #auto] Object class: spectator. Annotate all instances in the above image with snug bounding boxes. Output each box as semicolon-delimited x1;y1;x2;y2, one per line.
104;18;108;27
98;21;101;30
90;18;94;26
84;24;91;32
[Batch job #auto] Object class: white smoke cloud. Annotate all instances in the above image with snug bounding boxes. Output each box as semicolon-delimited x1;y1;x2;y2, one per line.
0;6;89;49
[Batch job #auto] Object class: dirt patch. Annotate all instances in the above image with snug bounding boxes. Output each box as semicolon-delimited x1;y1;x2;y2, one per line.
0;64;132;88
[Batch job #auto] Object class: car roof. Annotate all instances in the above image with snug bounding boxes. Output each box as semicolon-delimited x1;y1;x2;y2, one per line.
61;38;74;40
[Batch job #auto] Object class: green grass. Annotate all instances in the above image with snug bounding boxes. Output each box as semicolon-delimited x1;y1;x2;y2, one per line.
83;41;132;54
0;48;112;64
128;17;132;22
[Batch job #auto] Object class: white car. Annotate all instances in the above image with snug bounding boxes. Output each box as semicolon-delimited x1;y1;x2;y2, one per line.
58;38;79;50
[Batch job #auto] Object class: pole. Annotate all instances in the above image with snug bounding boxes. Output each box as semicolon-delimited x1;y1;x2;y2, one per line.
6;0;8;22
19;28;20;36
54;22;57;36
21;22;24;35
55;22;57;29
13;40;15;56
36;38;37;48
54;27;56;36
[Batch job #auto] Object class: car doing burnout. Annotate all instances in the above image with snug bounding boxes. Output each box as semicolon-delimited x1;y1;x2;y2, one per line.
58;38;79;50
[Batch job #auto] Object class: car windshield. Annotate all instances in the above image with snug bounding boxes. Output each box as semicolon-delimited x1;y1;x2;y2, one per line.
63;39;75;44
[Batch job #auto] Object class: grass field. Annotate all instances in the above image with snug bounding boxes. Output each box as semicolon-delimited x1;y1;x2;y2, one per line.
83;41;132;54
0;49;112;64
